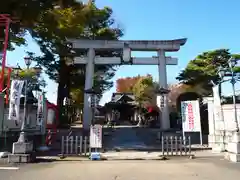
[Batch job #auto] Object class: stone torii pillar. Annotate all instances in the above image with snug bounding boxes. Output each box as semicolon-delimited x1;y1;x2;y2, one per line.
158;50;170;130
83;48;95;131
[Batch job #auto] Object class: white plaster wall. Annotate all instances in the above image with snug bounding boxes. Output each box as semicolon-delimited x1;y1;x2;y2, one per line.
222;104;240;131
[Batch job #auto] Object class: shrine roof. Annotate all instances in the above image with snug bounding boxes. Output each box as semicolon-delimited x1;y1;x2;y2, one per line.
111;93;135;103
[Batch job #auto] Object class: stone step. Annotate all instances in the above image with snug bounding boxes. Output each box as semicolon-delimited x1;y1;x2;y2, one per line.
8;153;36;163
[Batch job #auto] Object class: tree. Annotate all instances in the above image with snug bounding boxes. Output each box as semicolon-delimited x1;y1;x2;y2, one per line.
176;49;240;96
1;67;45;88
132;75;155;107
116;74;157;106
0;0;64;50
168;83;204;107
116;76;142;92
15;68;45;89
0;67;45;105
25;1;123;123
1;1;124;124
132;75;156;126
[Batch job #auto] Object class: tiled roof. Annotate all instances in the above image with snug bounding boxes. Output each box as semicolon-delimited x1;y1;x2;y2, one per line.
111;92;135;102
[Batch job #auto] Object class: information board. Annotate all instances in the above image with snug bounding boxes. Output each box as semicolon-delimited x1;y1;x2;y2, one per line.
181;100;201;132
90;124;102;148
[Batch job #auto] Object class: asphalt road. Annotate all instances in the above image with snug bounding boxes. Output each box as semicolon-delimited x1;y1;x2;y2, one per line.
1;157;240;180
105;126;148;150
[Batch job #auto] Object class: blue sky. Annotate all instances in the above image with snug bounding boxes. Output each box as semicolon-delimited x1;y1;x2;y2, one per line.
7;0;240;104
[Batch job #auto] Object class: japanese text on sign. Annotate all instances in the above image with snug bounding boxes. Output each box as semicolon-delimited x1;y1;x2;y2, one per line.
90;125;102;148
187;103;194;130
181;100;201;132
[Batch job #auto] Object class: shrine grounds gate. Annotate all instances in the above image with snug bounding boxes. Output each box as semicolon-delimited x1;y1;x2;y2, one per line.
60;135;193;158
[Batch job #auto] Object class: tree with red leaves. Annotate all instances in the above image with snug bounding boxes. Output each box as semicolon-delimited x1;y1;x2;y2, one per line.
116;75;154;93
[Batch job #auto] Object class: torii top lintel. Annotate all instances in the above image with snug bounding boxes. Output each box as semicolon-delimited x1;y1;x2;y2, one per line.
68;38;187;52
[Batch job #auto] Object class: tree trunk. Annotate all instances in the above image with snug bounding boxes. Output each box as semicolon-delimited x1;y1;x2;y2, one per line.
57;57;68;125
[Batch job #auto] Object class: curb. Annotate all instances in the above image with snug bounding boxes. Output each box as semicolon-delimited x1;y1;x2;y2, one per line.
103;156;169;161
35;154;196;162
101;155;195;161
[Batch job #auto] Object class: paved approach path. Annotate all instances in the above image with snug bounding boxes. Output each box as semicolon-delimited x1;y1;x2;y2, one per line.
1;158;240;180
105;125;148;150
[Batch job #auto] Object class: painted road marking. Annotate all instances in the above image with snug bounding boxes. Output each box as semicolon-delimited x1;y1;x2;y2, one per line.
0;167;19;170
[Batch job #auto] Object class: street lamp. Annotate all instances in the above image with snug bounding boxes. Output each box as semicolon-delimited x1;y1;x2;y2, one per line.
24;56;32;69
84;87;101;130
155;87;170;130
13;64;21;78
218;57;240;132
156;87;170;108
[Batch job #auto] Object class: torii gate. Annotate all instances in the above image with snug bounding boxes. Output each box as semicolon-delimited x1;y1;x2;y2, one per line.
68;38;187;131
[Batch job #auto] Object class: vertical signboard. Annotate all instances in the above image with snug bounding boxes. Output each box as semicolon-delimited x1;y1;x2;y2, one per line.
37;92;44;126
181;100;202;144
90;124;102;148
181;100;201;132
37;92;47;135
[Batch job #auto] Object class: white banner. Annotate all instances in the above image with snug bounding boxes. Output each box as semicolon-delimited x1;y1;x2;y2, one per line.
8;80;24;122
37;92;44;126
181;100;201;132
90;124;102;148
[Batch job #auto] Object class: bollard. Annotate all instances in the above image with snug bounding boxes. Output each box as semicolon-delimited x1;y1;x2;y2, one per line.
84;136;87;156
188;136;191;155
166;136;169;156
61;136;64;156
161;136;164;156
170;136;173;156
80;136;83;155
175;136;178;155
184;136;187;155
66;136;69;155
70;136;73;154
179;136;182;156
75;136;78;154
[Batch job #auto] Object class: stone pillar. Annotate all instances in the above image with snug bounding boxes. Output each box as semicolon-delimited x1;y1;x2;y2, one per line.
225;132;240;162
206;97;215;136
205;97;215;148
83;48;95;131
158;50;170;130
212;85;226;152
205;96;226;152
